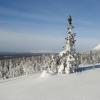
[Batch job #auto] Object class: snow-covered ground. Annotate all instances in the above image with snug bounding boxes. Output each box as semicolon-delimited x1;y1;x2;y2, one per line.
0;66;100;100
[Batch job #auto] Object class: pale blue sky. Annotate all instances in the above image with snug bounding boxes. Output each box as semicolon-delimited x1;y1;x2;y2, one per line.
0;0;100;52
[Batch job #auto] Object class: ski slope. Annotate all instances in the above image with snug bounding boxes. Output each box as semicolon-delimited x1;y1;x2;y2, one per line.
0;67;100;100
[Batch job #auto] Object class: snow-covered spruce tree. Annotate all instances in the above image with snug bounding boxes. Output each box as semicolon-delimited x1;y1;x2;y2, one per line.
58;16;79;74
42;16;79;75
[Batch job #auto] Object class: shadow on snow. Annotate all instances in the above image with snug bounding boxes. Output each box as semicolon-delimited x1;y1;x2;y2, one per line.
77;64;100;72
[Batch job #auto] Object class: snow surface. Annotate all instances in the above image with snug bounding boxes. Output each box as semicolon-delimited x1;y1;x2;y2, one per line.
0;67;100;100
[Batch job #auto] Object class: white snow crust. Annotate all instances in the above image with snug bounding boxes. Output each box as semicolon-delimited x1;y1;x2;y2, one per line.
0;66;100;100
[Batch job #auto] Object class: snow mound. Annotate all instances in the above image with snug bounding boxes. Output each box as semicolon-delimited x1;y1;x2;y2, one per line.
40;70;51;78
93;44;100;51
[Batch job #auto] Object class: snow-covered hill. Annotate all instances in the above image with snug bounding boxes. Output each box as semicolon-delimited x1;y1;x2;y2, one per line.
93;44;100;51
0;66;100;100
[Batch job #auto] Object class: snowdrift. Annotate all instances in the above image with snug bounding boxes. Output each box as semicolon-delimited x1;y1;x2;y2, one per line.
0;65;100;100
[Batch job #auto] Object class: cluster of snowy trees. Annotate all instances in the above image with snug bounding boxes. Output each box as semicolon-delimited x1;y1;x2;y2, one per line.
0;50;100;80
79;51;100;65
0;54;53;80
0;53;67;80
